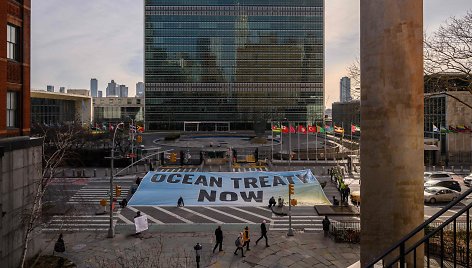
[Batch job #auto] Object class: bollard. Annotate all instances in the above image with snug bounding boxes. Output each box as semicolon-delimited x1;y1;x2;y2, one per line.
94;169;97;177
433;166;436;172
442;166;445;171
82;169;86;177
105;169;108;177
72;169;76;177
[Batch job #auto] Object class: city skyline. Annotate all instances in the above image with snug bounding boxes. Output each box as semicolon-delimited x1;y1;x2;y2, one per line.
31;0;472;106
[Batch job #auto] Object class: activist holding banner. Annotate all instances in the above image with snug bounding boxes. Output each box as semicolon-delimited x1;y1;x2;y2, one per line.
128;169;330;206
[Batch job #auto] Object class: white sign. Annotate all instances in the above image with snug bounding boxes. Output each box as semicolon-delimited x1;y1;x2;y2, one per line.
134;215;149;233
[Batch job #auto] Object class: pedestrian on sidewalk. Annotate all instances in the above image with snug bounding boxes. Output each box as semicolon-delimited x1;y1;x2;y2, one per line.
332;196;339;206
255;220;270;247
213;226;223;253
345;186;351;203
268;196;276;208
243;226;251;251
135;176;142;186
177;196;184;207
234;233;245;257
322;216;331;237
53;233;65;254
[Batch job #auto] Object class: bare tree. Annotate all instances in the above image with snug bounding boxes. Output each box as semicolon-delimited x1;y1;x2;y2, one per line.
19;125;78;268
424;10;472;93
346;57;361;100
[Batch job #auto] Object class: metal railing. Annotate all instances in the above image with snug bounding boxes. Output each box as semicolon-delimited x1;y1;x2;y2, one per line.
367;186;472;267
330;221;361;243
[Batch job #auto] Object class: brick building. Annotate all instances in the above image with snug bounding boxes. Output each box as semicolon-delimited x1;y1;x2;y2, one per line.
1;0;30;137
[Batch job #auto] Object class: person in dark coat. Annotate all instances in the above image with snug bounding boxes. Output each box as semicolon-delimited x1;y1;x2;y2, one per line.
54;233;65;254
177;196;184;207
268;196;276;208
322;216;331;237
213;226;223;253
332;196;339;206
255;220;270;247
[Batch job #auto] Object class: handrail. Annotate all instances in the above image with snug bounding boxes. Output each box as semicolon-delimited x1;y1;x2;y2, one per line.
384;200;472;267
366;186;472;267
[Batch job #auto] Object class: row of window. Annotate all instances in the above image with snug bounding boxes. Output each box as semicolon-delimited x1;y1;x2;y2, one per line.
146;11;323;16
145;21;324;29
146;6;323;12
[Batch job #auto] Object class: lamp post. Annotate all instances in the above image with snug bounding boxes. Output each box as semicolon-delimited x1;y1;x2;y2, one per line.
194;243;202;268
107;122;124;238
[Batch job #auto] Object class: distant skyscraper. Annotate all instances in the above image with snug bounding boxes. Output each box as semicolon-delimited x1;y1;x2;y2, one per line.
340;77;351;102
136;82;144;97
90;78;98;97
98;91;103;98
119;85;128;97
144;0;325;130
47;85;54;92
59;87;65;93
106;80;117;97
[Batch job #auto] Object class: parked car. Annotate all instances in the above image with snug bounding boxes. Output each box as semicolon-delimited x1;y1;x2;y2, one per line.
424;187;460;204
463;173;472;187
424;172;453;182
424;179;461;192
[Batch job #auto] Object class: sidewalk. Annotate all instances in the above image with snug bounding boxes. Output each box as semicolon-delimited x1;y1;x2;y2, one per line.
41;230;360;268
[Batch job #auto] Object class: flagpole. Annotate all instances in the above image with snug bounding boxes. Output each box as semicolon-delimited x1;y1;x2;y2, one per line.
280;121;283;160
324;127;327;161
289;122;292;167
315;129;318;161
271;121;274;161
306;125;309;161
297;123;300;160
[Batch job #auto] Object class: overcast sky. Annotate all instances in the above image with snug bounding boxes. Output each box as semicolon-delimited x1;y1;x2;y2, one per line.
31;0;472;107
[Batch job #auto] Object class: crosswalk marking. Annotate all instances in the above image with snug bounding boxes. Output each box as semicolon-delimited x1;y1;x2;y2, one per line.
118;214;134;225
153;206;194;223
205;207;255;224
67;186;129;204
180;207;223;224
127;206;164;224
270;215;323;232
229;207;271;222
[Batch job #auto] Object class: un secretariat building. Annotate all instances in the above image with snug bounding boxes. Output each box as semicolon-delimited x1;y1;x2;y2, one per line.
144;0;324;131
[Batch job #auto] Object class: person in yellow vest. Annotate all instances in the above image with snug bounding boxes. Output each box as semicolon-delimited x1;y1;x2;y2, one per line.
243;226;251;251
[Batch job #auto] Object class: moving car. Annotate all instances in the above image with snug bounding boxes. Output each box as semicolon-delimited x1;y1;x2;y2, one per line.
424;172;453;182
424;186;460;204
463;173;472;187
424;179;461;192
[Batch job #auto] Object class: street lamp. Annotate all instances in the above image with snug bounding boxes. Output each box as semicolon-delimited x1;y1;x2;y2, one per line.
194;243;202;268
107;122;124;238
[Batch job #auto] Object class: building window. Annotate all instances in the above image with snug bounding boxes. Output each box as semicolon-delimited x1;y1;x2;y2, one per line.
7;24;19;61
6;91;18;128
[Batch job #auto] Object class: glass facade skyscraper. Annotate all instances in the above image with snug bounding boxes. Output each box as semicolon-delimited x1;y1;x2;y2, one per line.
144;0;324;130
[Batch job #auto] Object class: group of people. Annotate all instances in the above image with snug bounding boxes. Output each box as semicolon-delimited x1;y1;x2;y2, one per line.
329;167;351;205
212;220;270;257
267;196;284;208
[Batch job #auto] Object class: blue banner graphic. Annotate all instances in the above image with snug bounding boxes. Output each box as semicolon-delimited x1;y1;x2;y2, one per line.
128;169;330;206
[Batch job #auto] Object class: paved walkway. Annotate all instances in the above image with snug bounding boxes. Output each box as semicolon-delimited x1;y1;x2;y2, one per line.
41;230;360;268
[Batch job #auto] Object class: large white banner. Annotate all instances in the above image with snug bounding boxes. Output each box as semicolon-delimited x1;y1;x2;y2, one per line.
128;169;330;206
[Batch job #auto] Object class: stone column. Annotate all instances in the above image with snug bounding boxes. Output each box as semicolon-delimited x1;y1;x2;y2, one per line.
360;0;424;266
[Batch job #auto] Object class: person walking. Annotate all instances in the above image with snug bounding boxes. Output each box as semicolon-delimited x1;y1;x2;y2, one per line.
234;232;245;257
243;226;251;251
53;233;65;254
177;196;184;207
255;220;270;247
213;226;223;253
322;216;331;237
345;186;351;203
268;196;276;208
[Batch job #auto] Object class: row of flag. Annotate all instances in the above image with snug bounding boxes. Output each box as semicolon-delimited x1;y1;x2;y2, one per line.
271;124;361;134
433;125;471;133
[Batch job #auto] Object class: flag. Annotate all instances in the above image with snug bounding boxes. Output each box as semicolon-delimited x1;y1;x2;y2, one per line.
281;125;289;133
307;125;317;133
351;124;357;134
272;125;281;132
432;125;439;132
137;126;144;133
456;125;467;132
289;125;296;133
325;126;333;133
449;126;458;133
316;125;325;133
440;126;449;134
356;125;361;132
298;125;307;134
334;126;344;134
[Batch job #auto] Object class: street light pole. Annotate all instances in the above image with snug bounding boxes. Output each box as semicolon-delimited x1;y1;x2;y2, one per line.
108;122;124;238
